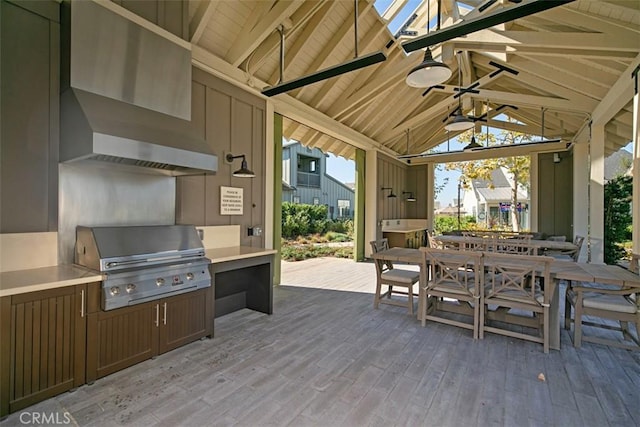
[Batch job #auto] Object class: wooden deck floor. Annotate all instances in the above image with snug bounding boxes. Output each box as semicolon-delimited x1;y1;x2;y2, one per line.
2;257;638;426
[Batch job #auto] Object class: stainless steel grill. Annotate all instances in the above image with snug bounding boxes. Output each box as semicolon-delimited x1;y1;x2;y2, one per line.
75;225;211;310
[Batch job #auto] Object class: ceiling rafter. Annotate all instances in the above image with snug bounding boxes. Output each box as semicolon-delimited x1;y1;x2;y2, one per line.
225;0;305;67
305;11;392;111
244;1;328;73
265;1;337;85
289;0;376;99
190;0;219;44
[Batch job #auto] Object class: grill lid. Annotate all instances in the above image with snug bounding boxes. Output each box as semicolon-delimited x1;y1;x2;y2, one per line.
75;225;206;272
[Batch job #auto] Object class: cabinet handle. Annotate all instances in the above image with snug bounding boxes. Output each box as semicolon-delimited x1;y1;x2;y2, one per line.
163;302;167;325
80;289;85;317
155;304;159;327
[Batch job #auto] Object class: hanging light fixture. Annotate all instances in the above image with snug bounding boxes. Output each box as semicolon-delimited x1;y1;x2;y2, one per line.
405;0;451;88
402;191;417;202
381;187;397;198
444;52;474;132
463;101;482;150
226;154;255;178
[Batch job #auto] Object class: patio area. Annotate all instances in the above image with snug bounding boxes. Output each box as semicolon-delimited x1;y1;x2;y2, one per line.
2;257;638;426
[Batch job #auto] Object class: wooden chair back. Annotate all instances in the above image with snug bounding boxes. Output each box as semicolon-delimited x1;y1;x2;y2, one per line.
370;238;392;272
492;239;538;255
631;253;640;275
483;252;552;304
421;248;483;298
572;235;585;261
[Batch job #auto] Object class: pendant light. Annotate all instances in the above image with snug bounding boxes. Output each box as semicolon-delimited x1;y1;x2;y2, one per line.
405;0;451;88
445;52;474;132
463;101;482;150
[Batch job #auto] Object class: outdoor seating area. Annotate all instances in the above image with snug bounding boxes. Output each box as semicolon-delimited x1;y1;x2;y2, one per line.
3;257;638;426
372;240;640;355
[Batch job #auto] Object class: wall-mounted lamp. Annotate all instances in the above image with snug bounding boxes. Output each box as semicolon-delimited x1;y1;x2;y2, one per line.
381;187;397;198
402;191;417;202
225;153;255;178
553;153;561;163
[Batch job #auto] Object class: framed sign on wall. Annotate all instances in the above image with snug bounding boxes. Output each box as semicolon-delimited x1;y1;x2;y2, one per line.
220;186;243;215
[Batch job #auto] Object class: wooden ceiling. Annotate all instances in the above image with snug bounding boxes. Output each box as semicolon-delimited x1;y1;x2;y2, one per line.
188;0;639;160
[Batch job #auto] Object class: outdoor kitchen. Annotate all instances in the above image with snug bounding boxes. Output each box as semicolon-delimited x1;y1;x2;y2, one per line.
0;0;274;417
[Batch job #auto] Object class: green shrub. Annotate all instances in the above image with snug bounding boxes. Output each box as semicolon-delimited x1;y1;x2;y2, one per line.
434;215;476;234
325;231;350;242
281;202;329;238
604;175;632;264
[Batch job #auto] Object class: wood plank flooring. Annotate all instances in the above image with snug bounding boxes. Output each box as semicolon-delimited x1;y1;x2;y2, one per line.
1;257;638;426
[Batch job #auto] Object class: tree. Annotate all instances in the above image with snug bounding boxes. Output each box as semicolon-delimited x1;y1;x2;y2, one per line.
445;127;532;231
603;175;632;264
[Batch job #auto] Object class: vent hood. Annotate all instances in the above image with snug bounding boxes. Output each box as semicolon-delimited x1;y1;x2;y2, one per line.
60;0;217;176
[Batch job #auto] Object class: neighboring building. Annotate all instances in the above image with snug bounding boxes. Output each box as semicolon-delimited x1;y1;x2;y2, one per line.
282;141;355;219
462;168;530;230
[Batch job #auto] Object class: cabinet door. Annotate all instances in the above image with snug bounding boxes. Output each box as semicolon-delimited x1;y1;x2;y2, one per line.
86;302;158;383
158;288;212;354
0;285;85;416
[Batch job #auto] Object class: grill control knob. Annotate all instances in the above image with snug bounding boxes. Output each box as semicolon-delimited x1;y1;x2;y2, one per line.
186;273;194;280
156;278;165;286
126;284;136;293
110;286;120;296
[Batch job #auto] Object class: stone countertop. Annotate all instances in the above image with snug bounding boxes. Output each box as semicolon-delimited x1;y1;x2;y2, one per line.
0;246;277;297
0;265;103;298
382;227;428;234
205;246;277;263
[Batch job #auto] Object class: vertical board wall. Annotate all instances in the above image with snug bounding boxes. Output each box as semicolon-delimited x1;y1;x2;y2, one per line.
537;151;574;238
176;68;266;248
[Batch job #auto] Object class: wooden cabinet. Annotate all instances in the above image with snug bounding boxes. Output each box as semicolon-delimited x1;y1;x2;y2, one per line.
0;284;91;417
158;289;212;354
0;0;59;232
86;287;212;382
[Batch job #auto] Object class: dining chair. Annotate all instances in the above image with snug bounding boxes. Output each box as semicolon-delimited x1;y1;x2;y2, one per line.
370;239;420;315
492;239;538;255
631;253;640;274
481;252;554;353
418;248;484;338
564;261;640;351
546;235;584;261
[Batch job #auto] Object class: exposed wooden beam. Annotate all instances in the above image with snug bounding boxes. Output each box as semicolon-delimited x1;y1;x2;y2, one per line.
592;52;640;125
266;1;335;85
225;0;304;67
190;0;218;44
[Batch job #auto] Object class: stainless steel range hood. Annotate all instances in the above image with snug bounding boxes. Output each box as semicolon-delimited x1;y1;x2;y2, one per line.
60;0;217;176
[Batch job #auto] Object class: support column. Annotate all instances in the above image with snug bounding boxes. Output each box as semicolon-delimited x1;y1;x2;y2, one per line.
364;149;378;258
572;139;589;259
272;113;283;285
633;69;640;254
590;124;606;264
530;154;538;232
426;163;435;232
354;148;365;261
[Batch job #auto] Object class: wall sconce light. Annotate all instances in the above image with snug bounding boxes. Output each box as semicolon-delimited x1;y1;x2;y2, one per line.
381;187;396;198
402;191;417;202
553;153;561;163
225;153;255;178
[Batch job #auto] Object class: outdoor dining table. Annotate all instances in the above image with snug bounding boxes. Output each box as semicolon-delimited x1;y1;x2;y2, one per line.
371;247;640;351
435;234;579;252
